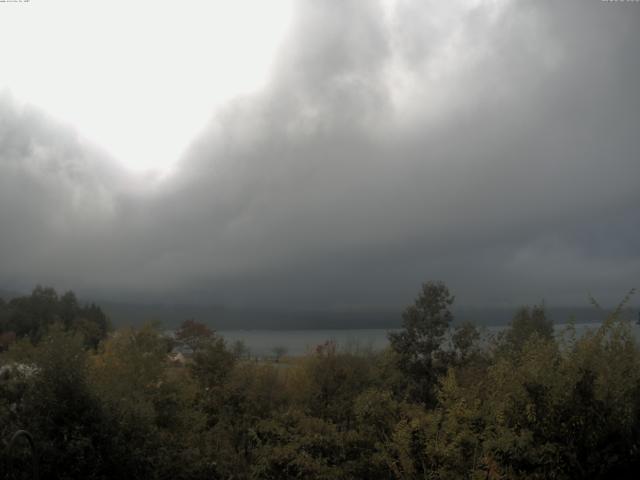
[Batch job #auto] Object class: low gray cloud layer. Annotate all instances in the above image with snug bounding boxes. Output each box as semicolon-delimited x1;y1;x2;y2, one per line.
1;0;639;309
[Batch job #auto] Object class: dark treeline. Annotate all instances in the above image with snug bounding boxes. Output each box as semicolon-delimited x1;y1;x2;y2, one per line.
0;286;110;349
77;301;611;330
1;283;639;479
0;287;613;330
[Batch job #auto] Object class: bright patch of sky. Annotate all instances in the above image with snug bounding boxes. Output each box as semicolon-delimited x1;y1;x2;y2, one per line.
0;0;292;173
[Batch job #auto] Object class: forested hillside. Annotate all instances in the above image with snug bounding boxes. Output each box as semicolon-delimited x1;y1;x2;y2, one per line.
1;283;639;479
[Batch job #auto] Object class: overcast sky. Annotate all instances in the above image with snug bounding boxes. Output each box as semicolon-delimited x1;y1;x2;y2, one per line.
0;0;638;309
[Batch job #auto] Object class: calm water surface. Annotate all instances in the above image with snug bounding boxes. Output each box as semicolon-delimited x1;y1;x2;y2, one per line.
219;322;640;358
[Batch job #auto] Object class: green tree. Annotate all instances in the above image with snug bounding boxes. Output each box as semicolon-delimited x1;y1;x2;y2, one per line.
291;341;374;425
90;323;209;479
388;281;454;405
501;304;554;354
451;321;481;364
190;335;236;389
0;287;110;348
4;324;114;479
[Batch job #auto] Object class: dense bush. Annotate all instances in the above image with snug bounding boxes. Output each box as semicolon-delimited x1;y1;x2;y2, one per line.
1;284;639;479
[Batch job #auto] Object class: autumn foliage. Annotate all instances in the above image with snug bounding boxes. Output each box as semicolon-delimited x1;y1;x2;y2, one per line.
1;284;639;479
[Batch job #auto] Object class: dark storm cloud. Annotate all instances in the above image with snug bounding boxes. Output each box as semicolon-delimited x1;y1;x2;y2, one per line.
0;94;128;287
0;0;638;308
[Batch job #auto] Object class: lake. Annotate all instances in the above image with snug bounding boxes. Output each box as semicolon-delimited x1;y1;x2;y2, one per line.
219;322;640;358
